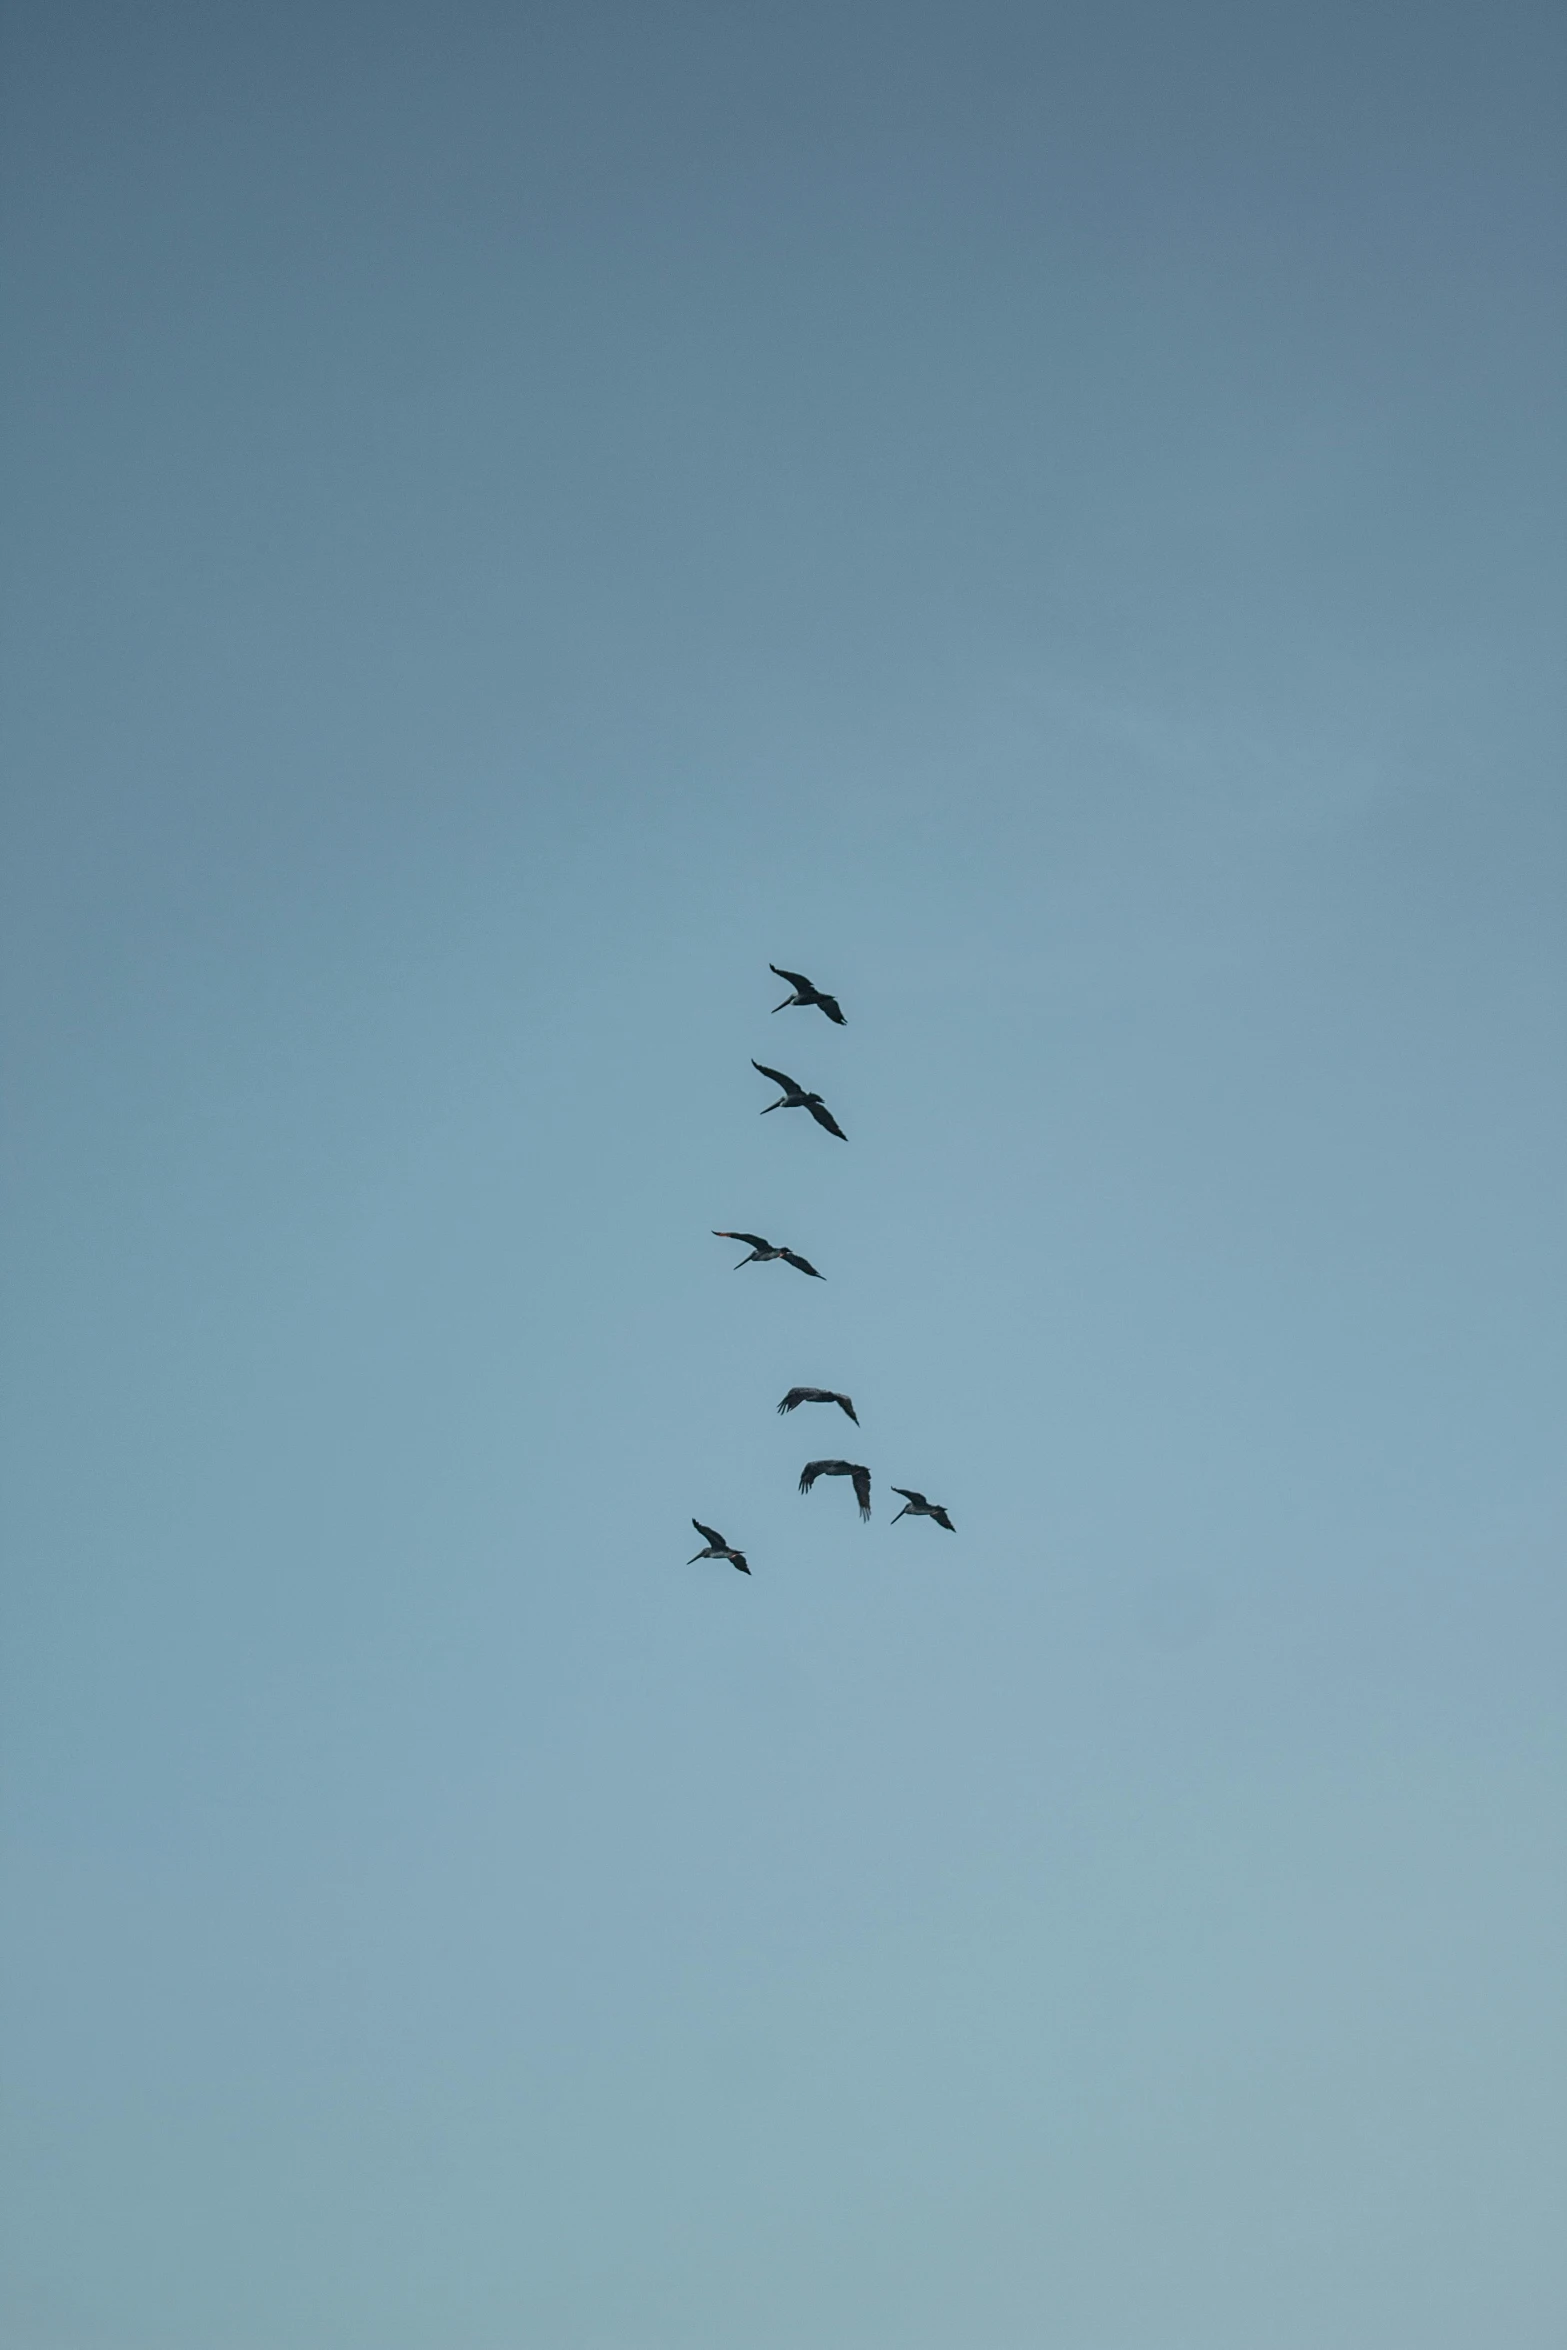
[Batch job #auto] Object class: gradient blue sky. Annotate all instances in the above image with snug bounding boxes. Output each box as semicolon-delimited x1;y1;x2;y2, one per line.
3;4;1565;2345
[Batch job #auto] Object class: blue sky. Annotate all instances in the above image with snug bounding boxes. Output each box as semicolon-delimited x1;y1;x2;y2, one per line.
3;4;1564;2345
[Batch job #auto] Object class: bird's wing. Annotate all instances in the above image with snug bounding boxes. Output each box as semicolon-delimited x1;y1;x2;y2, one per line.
777;1389;807;1413
730;1552;751;1574
851;1465;872;1518
833;1394;859;1423
769;965;813;991
714;1230;770;1250
931;1509;955;1531
890;1488;924;1506
798;1461;827;1493
692;1520;727;1547
780;1250;822;1277
816;993;846;1024
807;1100;847;1138
751;1060;800;1091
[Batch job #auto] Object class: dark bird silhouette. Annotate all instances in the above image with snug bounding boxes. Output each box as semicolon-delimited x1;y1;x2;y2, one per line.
798;1459;872;1519
751;1061;847;1139
688;1519;751;1574
713;1230;823;1277
777;1386;859;1425
891;1488;956;1531
770;964;847;1025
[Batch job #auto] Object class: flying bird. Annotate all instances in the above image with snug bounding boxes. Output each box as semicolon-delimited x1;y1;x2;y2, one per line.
751;1061;847;1139
770;964;847;1025
890;1488;956;1531
687;1520;751;1574
713;1231;823;1277
777;1386;859;1425
798;1459;872;1520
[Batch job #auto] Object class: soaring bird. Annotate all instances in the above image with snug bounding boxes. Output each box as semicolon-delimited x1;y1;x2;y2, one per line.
891;1488;956;1531
777;1386;859;1425
798;1459;872;1519
713;1230;823;1277
751;1061;847;1139
770;964;847;1025
688;1520;751;1574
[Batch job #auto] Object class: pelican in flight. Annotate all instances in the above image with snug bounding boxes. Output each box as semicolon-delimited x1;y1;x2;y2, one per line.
687;1520;751;1574
751;1061;847;1139
777;1386;859;1425
713;1231;823;1277
798;1459;872;1519
891;1488;956;1531
770;964;847;1025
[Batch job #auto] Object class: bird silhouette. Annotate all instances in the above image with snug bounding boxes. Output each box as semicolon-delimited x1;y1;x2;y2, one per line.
770;964;847;1025
713;1230;823;1277
751;1061;847;1139
777;1386;859;1424
798;1459;872;1519
687;1519;751;1574
890;1488;955;1531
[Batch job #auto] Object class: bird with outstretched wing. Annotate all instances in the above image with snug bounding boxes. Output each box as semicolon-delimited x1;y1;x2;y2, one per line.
688;1520;751;1573
770;965;847;1025
778;1386;859;1424
798;1460;872;1520
712;1231;824;1276
890;1488;956;1532
751;1061;847;1140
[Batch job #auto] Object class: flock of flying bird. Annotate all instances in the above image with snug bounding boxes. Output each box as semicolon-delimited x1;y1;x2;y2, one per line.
689;964;956;1579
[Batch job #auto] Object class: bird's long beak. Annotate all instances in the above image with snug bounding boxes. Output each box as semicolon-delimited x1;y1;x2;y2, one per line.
771;997;790;1013
687;1552;704;1562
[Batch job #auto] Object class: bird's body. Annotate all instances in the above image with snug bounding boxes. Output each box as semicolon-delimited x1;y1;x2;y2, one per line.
770;964;846;1024
751;1060;847;1139
890;1488;955;1531
798;1459;872;1519
777;1386;859;1424
713;1230;823;1277
688;1519;751;1574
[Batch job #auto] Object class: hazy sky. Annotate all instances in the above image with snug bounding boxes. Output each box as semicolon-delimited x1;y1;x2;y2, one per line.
3;4;1564;2345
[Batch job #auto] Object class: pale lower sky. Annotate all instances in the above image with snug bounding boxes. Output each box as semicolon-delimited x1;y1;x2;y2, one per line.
3;4;1564;2346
